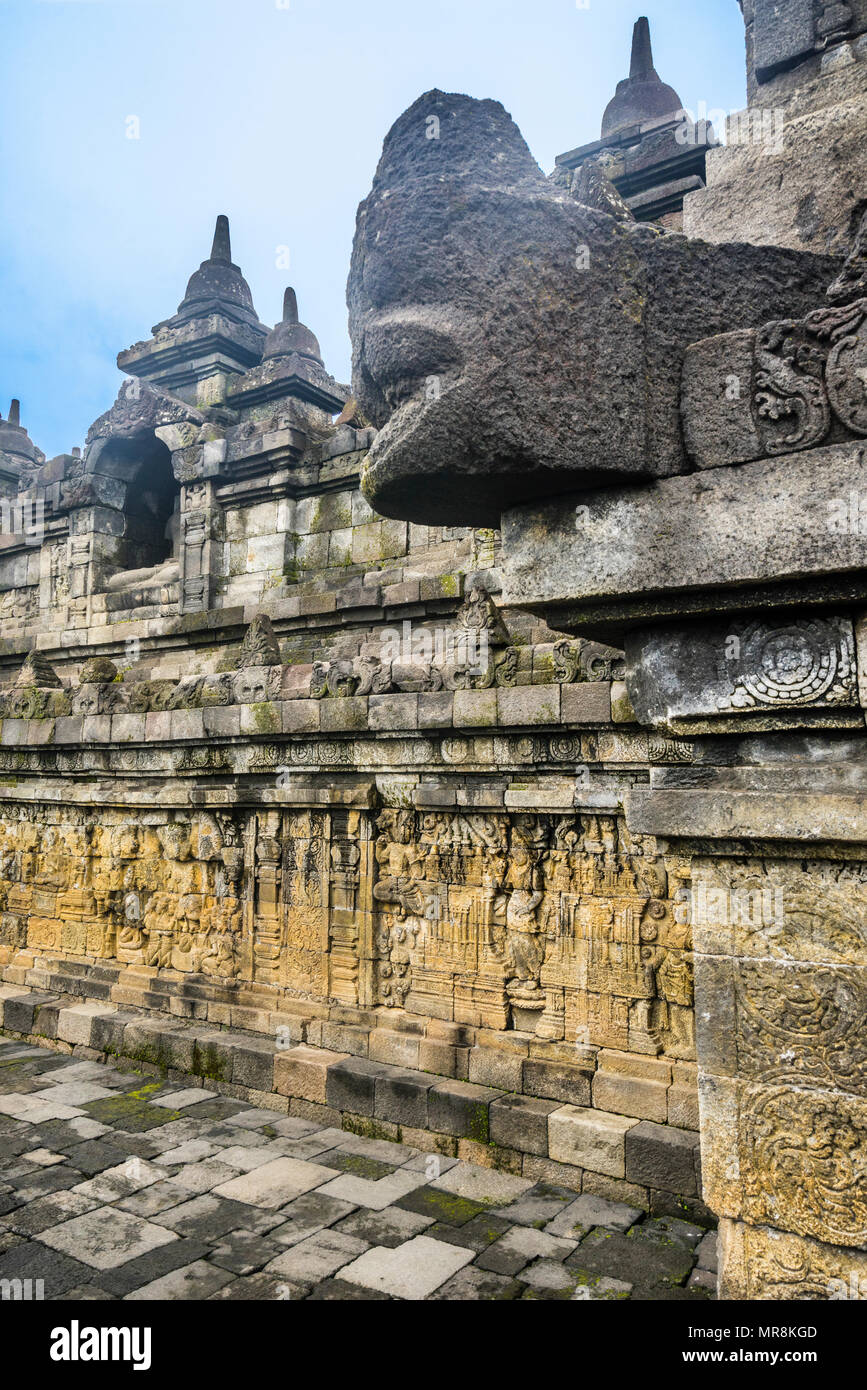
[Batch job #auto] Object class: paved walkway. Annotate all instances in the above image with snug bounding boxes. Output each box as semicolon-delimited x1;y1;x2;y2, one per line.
0;1038;716;1301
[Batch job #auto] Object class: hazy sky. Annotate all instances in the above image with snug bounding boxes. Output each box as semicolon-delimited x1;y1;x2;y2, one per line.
1;0;747;458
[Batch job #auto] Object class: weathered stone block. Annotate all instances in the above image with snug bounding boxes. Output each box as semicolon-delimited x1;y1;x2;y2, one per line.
668;1083;700;1132
427;1079;502;1140
319;698;369;733
717;1218;867;1301
548;1105;637;1178
56;1002;118;1047
580;1169;649;1209
202;705;241;736
497;685;561;727
319;1021;369;1056
274;1044;349;1104
32;999;61;1038
3;991;57;1034
489;1094;559;1155
624;1120;700;1196
521;1154;584;1193
240;702;280;735
468;1046;524;1092
90;1009;139;1054
326;1056;392;1116
369;1029;420;1069
231;1036;277;1091
503;443;867;641
170;708;205;740
122;1018;190;1071
280;700;320;734
592;1071;669;1123
610;680;637;724
384;580;420;605
561;682;611;724
626;614;858;733
0;988;27;1029
453;689;497;729
82;714;112;742
417;691;454;729
109;713;146;743
417;1038;457;1077
351;522;383;564
54;716;83;743
374;1068;436;1127
455;1137;524;1173
144;711;172;741
369;694;418;731
522;1057;593;1107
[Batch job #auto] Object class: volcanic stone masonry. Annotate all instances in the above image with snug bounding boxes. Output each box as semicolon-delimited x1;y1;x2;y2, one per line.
1;6;866;1299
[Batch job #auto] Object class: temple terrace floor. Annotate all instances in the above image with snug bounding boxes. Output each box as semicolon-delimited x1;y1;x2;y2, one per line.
0;1038;716;1301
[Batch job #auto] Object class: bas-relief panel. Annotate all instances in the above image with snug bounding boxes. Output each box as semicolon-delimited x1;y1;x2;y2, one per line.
695;853;867;1282
367;808;694;1052
719;1220;867;1301
0;801;694;1057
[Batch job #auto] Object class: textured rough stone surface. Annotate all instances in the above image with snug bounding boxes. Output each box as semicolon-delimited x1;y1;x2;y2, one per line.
681;212;867;474
684;17;867;256
624;615;860;735
501;443;867;642
718;1219;867;1301
694;853;867;1264
548;1106;637;1178
348;90;834;528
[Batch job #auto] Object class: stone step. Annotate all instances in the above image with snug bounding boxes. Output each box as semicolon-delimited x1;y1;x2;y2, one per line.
3;954;699;1131
0;981;709;1221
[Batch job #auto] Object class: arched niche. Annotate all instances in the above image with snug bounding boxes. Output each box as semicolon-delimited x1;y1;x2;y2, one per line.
87;428;181;586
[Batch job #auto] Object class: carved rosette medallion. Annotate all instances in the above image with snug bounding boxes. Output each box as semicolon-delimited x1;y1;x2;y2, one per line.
720;619;856;711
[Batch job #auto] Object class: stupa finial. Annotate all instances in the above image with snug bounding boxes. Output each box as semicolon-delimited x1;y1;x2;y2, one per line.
210;214;232;265
282;287;299;324
630;16;654;80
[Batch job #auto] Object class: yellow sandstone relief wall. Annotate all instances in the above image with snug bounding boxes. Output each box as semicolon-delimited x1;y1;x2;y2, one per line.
0;802;695;1061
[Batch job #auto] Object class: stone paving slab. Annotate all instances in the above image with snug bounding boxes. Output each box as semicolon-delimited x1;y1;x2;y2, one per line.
339;1234;475;1300
315;1168;426;1211
125;1258;235;1302
264;1229;370;1283
0;1037;716;1301
425;1212;513;1252
213;1156;340;1208
475;1224;577;1277
428;1163;533;1206
333;1204;434;1248
544;1192;644;1238
151;1089;220;1110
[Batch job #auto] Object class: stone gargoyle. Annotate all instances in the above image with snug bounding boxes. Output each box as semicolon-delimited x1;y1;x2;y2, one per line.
348;90;839;528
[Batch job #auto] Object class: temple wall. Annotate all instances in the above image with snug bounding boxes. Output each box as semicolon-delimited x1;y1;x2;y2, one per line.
0;800;693;1052
0;400;704;1205
670;2;867;1299
684;4;867;256
0;789;703;1209
692;852;867;1297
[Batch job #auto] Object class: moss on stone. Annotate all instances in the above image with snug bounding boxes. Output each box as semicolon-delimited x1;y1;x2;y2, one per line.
341;1114;397;1143
192;1039;231;1082
467;1102;490;1145
250;701;280;733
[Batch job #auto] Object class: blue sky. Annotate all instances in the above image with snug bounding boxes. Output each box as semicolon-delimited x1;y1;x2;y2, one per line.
1;0;747;459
